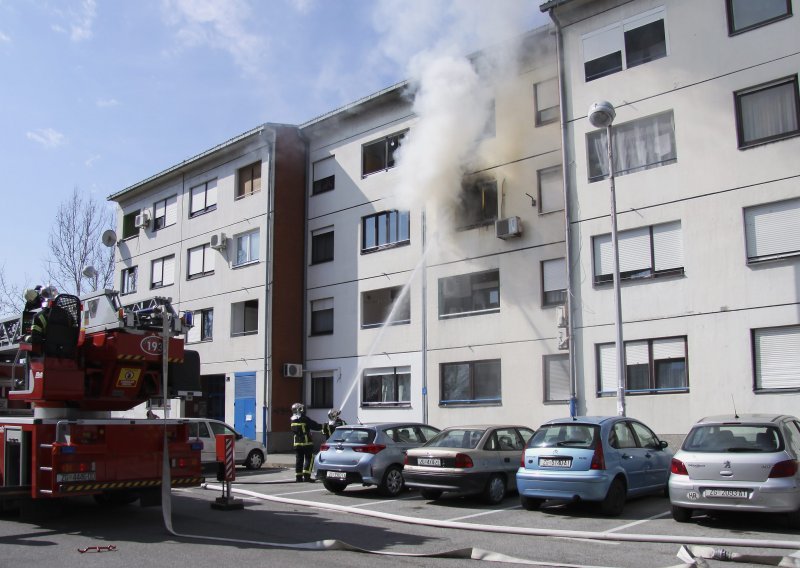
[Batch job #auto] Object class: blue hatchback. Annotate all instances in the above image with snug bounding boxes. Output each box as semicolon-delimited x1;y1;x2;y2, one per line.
516;416;672;516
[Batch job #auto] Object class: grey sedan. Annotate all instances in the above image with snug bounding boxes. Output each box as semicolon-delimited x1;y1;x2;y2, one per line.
669;413;800;527
403;425;535;504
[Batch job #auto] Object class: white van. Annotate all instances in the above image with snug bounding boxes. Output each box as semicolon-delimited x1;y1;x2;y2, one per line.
186;418;266;470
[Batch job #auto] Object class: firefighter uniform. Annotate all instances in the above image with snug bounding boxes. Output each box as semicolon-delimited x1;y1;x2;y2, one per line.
322;417;345;440
291;409;321;482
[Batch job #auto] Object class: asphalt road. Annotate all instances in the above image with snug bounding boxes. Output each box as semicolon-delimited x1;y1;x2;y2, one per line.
1;466;799;568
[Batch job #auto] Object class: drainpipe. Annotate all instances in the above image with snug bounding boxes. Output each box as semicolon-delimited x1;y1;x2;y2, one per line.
264;126;277;448
549;9;579;417
421;209;429;425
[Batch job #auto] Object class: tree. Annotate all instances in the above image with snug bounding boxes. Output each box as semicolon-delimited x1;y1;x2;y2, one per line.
0;265;23;317
44;188;115;296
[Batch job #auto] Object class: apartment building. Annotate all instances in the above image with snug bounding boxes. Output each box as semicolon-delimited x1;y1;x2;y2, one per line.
300;27;570;429
107;124;305;451
541;0;800;436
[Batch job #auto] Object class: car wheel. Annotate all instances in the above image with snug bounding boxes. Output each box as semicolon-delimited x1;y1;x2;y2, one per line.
420;489;442;500
322;480;348;494
244;450;264;470
671;504;692;523
483;474;507;505
378;465;405;497
520;495;543;511
600;478;626;517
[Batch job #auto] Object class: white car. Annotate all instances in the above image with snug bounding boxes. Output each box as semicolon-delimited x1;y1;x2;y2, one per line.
186;418;266;470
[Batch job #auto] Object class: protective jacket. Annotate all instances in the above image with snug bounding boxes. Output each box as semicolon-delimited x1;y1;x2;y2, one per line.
322;418;345;440
291;415;322;447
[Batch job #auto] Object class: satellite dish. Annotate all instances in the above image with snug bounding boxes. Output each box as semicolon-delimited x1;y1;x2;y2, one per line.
101;229;118;248
82;266;98;278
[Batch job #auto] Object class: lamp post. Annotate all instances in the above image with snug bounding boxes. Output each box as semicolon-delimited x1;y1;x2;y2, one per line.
588;101;625;417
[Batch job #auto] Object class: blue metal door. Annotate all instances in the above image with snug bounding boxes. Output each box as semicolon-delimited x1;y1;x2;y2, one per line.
234;372;256;440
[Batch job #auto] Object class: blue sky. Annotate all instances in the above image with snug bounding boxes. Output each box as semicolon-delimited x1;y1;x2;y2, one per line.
0;0;547;296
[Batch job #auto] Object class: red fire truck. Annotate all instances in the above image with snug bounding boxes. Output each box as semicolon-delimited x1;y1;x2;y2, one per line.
0;288;203;510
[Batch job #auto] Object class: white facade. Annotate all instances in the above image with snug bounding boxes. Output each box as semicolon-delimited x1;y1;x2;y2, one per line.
547;0;800;436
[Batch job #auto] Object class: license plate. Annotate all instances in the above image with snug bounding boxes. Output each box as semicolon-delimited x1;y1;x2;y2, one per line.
326;471;346;479
417;458;441;467
703;488;749;499
56;472;96;483
539;458;572;468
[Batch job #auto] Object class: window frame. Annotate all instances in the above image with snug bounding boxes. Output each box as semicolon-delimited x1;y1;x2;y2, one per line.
310;298;334;336
752;324;800;392
438;269;500;319
230;299;258;337
541;257;567;307
312;156;336;195
534;78;560;126
734;75;800;149
440;359;502;406
236;161;262;199
233;229;260;268
186;307;213;343
187;243;215;280
537;165;564;215
310;373;334;408
361;366;412;407
361;285;411;329
361;210;410;254
152;195;177;231
596;335;689;396
120;266;137;296
543;353;570;404
744;197;800;264
361;130;406;177
311;227;335;264
189;179;218;218
458;178;498;230
726;0;792;35
121;211;139;239
150;254;175;290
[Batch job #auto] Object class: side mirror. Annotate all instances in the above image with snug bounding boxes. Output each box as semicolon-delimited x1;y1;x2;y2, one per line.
659;440;669;450
236;433;243;440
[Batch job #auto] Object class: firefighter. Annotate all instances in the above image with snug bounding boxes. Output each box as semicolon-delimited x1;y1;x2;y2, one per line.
27;287;59;344
322;408;345;440
290;403;321;482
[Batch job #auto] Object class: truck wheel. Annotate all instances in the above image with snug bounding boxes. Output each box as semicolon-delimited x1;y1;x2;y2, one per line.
245;450;264;470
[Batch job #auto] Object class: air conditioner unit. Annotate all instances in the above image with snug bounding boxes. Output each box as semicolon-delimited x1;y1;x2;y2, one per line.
556;305;568;329
134;210;151;229
210;232;227;250
282;363;303;378
495;216;522;239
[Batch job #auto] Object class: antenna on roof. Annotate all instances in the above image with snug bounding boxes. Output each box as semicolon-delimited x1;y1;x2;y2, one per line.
731;395;739;419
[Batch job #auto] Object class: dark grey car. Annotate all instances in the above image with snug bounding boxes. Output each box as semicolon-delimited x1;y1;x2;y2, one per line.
315;422;440;496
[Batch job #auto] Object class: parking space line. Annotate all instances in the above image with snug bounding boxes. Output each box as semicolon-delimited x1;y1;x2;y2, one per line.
602;511;671;534
447;504;521;521
349;495;419;508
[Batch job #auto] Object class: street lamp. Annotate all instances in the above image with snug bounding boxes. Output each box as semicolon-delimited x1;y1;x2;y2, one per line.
588;101;626;417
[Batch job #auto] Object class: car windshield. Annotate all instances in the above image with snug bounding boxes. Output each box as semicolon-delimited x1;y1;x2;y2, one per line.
528;424;598;449
682;424;784;453
425;428;486;449
328;428;376;444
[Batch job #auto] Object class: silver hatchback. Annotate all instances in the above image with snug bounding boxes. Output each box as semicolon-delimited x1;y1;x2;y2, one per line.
315;422;440;497
669;414;800;527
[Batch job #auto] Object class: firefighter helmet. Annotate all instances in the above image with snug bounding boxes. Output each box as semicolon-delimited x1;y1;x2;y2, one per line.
327;408;341;422
291;402;305;419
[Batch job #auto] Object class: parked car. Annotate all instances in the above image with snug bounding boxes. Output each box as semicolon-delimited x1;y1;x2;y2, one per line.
315;422;440;496
516;416;672;516
185;418;267;470
403;425;535;504
669;414;800;527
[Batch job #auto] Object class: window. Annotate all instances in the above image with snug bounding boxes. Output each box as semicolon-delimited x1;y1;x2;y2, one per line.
120;266;137;295
597;336;688;395
186;308;213;343
593;221;683;285
231;299;258;337
234;230;259;267
582;7;667;82
121;211;138;239
458;179;498;228
150;255;175;289
726;0;792;35
538;166;563;214
187;243;215;279
312;157;335;195
311;227;334;264
534;78;559;126
587;110;676;182
362;131;405;176
361;286;410;328
189;180;217;218
744;198;800;263
310;298;333;336
542;258;567;307
153;195;177;231
361;210;410;253
439;270;499;319
734;76;800;149
362;367;411;406
482;98;496;139
753;325;800;391
544;354;570;403
310;373;334;408
440;359;501;406
236;162;261;199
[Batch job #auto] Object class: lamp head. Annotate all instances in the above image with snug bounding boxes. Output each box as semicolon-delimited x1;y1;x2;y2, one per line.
588;101;616;128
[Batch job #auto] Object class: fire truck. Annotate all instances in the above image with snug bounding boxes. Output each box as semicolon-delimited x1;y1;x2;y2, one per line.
0;287;203;510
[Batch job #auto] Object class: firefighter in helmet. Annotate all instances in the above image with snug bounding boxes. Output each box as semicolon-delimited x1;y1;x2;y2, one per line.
290;402;321;482
322;408;345;440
